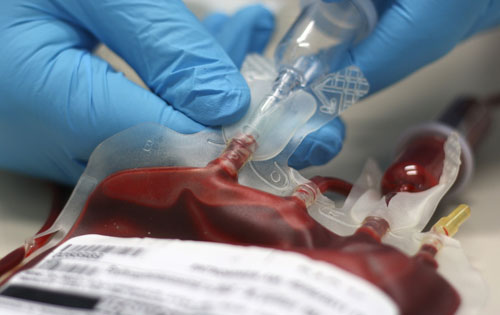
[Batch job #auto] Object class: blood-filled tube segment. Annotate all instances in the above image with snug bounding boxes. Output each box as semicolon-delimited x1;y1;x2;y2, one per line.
356;216;390;242
381;96;495;200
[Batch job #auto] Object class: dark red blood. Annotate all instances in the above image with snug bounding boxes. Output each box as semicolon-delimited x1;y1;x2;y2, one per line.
0;247;25;277
414;244;439;269
63;163;459;314
296;240;458;315
1;139;460;314
0;185;69;277
69;165;337;249
310;176;353;196
381;134;446;200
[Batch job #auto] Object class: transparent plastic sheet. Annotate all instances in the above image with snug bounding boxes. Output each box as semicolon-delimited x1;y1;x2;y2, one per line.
417;235;487;315
0;56;487;314
225;55;369;162
309;134;487;315
229;55;369;196
13;126;227;266
310;132;461;241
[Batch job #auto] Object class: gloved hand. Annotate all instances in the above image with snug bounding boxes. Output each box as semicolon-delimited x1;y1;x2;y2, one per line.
325;0;500;93
0;1;277;185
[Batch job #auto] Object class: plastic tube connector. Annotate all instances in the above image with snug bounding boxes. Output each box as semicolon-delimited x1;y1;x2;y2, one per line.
225;0;377;162
415;204;471;267
357;216;390;242
432;204;471;237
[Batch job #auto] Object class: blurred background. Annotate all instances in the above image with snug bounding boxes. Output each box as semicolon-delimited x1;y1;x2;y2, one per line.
1;0;499;313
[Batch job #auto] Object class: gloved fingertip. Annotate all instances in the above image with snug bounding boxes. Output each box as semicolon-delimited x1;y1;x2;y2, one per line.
185;73;251;127
237;4;274;26
330;49;376;96
202;12;229;35
310;135;343;165
289;137;343;169
222;85;251;124
233;5;275;53
159;108;205;134
344;47;385;95
288;154;310;170
245;5;275;54
288;118;345;169
209;5;275;68
204;80;251;126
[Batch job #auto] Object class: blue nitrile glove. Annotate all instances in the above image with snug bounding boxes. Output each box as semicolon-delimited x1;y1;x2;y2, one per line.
287;118;345;169
323;0;500;93
203;6;347;170
202;5;276;69
0;1;277;185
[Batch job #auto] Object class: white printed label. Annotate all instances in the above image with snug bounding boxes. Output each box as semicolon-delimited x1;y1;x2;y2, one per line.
0;235;398;315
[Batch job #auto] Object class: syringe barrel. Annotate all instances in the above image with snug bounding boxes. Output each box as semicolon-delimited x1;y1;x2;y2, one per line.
275;0;376;84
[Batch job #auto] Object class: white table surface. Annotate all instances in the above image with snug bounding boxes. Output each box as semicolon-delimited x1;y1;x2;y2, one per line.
1;1;499;313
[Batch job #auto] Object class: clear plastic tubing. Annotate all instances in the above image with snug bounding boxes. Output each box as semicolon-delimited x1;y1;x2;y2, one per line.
243;0;377;141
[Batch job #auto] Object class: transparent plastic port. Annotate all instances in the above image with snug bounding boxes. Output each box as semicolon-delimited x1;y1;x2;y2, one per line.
224;0;376;161
276;0;375;83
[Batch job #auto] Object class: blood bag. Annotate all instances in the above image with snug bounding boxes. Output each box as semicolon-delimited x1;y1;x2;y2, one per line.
0;120;488;314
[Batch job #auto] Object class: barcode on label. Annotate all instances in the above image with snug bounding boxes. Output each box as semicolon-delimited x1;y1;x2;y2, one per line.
61;244;144;257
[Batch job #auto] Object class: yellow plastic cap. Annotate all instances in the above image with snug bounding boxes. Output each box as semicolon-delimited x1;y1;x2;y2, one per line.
432;204;471;237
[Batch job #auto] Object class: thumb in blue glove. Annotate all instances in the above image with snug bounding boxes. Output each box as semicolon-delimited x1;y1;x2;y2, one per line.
0;1;274;184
